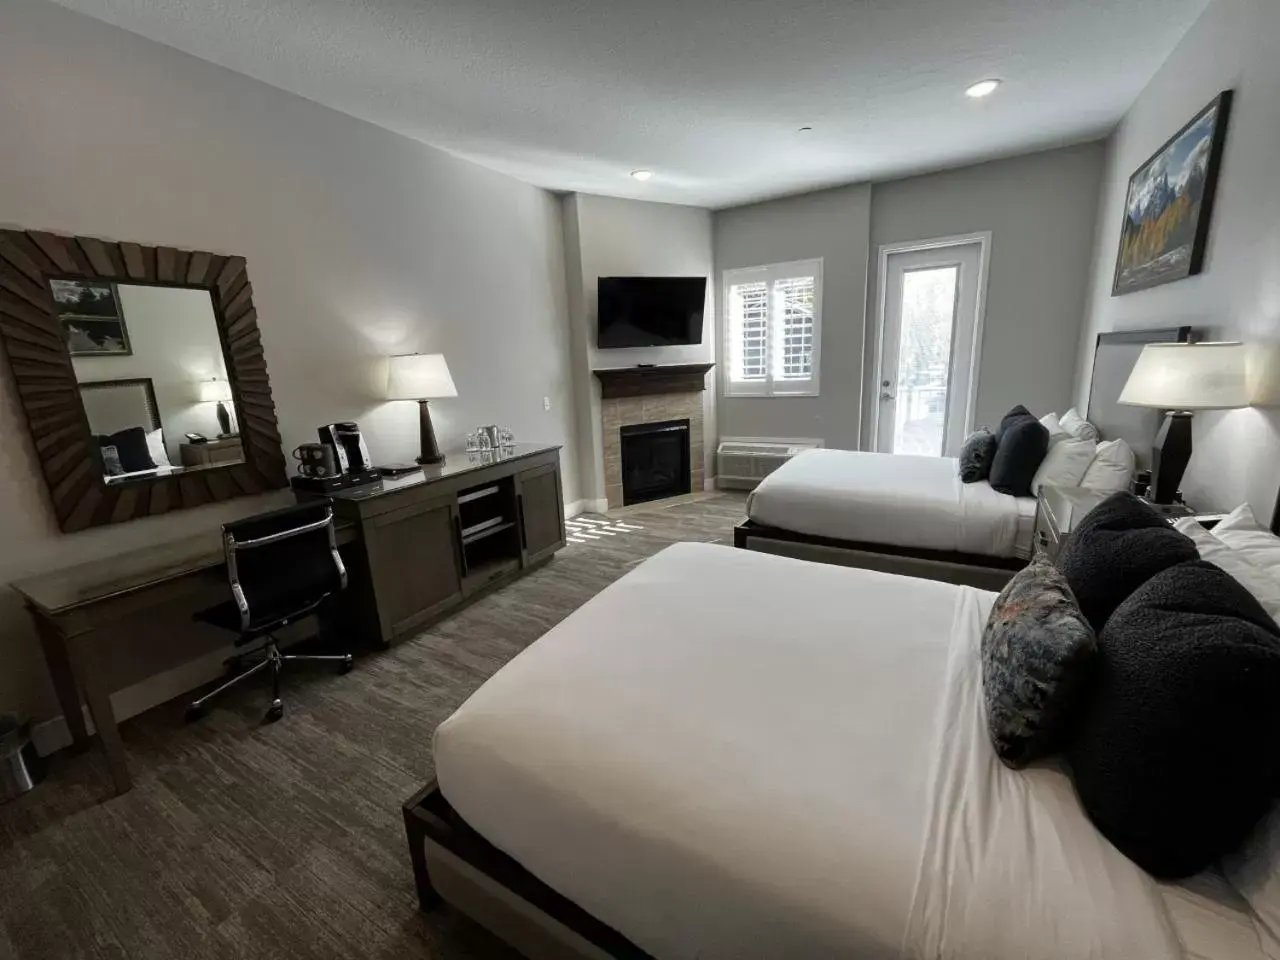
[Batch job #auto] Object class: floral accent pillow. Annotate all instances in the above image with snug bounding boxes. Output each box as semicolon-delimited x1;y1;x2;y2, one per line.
981;557;1097;768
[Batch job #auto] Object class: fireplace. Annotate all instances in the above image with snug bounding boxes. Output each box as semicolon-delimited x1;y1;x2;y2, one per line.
620;419;691;506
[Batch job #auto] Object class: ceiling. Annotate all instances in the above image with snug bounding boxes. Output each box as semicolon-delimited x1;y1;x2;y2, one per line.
52;0;1210;208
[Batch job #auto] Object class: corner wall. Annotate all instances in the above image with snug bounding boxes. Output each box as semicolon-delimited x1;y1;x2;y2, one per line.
713;184;872;450
561;194;716;506
1073;0;1280;518
867;143;1106;436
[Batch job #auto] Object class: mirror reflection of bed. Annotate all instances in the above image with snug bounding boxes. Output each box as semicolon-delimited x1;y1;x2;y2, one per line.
58;282;246;483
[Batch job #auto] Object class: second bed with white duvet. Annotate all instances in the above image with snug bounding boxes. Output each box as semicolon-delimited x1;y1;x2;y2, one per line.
434;543;1263;959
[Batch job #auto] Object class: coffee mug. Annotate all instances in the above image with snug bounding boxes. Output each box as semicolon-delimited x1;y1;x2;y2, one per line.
293;442;337;478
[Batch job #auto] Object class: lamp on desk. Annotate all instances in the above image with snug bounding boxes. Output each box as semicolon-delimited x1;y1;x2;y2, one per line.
386;353;457;465
1119;341;1250;504
198;378;235;436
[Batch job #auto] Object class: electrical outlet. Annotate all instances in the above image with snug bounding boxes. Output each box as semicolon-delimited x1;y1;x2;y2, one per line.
543;396;551;411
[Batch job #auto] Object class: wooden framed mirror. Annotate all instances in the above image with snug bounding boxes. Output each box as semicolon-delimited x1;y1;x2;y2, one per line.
0;229;287;532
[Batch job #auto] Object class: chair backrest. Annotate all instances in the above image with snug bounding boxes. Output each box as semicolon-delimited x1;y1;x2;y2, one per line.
222;500;346;630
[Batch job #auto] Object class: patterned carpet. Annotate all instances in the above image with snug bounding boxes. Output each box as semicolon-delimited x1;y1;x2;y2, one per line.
0;493;746;960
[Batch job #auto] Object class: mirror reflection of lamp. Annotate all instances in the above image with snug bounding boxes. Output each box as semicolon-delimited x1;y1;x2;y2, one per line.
198;379;235;437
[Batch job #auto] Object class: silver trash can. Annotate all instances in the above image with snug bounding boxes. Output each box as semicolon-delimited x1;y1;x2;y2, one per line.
0;713;45;802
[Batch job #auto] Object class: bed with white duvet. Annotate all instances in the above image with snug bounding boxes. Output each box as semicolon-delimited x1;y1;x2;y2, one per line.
745;448;1038;559
433;543;1265;959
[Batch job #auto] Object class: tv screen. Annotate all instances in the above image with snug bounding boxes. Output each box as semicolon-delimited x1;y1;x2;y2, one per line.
597;277;706;348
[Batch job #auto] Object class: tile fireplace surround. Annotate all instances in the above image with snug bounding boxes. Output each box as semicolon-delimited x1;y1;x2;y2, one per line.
595;364;713;510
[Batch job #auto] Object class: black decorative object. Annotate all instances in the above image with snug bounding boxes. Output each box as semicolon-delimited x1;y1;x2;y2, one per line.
1150;412;1192;504
417;400;444;465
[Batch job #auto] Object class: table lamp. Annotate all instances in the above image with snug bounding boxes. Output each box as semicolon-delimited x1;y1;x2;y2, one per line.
386;353;457;465
198;378;235;436
1119;341;1250;503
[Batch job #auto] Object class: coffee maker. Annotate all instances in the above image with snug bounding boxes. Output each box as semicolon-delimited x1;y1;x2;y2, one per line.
319;422;372;474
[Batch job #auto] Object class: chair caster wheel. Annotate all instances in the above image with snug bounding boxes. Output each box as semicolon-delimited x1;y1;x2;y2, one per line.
265;701;284;723
185;704;206;723
339;655;354;675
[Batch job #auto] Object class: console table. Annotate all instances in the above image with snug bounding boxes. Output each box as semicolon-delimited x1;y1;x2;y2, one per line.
301;444;566;647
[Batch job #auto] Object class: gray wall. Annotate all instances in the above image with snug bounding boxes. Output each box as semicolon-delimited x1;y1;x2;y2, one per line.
0;0;578;723
866;143;1107;437
1073;0;1280;520
714;185;872;450
562;194;716;504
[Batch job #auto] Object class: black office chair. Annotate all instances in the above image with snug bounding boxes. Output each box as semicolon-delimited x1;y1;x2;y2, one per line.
187;500;353;724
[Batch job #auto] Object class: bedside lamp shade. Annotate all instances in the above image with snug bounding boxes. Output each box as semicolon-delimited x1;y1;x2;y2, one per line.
1119;342;1250;410
1118;341;1249;504
198;379;233;403
386;353;457;401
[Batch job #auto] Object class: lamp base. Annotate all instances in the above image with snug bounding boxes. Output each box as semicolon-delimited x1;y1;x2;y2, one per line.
1150;411;1193;505
416;400;445;465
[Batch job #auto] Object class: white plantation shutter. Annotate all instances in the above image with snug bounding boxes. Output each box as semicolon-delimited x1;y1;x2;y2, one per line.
724;260;822;397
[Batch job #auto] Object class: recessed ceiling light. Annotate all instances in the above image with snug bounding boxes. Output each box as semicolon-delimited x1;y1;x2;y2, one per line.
631;169;653;182
965;79;1002;99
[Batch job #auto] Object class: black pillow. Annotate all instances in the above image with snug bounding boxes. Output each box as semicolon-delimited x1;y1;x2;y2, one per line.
98;426;156;474
988;414;1048;497
1057;492;1198;632
981;557;1097;768
997;404;1033;443
959;429;998;483
1065;561;1280;878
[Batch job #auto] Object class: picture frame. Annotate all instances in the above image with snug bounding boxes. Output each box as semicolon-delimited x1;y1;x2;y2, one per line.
49;278;133;356
1112;90;1233;296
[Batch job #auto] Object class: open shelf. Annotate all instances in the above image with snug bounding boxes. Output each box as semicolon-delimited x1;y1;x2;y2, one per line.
462;520;516;545
457;484;501;506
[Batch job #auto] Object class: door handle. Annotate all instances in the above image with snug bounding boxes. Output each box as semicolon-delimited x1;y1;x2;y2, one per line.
880;391;896;401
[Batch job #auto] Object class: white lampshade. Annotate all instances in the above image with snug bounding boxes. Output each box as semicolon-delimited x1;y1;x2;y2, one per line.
1119;341;1251;410
386;353;458;401
198;379;232;403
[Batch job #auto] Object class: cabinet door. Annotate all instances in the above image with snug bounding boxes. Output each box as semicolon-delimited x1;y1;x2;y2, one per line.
362;494;463;642
516;462;565;566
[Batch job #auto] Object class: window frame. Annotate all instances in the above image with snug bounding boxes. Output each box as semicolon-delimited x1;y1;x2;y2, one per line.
722;258;824;398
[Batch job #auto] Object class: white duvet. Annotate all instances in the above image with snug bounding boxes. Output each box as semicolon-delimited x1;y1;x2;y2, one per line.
434;544;1240;959
747;448;1035;558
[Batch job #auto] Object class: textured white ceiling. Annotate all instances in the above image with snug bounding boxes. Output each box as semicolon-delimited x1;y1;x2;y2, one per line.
50;0;1210;208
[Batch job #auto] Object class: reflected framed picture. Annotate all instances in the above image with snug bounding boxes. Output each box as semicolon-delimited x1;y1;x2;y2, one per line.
50;278;132;356
1112;90;1233;296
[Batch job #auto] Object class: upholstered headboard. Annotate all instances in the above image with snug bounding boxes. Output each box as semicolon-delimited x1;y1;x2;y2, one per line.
1086;327;1197;469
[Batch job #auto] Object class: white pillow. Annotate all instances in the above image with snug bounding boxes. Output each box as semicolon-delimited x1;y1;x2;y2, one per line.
1030;436;1096;495
1211;504;1280;577
145;427;172;468
1038;412;1070;445
1079;438;1135;493
1059;407;1100;442
1172;517;1280;624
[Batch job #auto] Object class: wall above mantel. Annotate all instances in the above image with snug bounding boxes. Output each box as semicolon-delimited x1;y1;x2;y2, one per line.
593;363;715;399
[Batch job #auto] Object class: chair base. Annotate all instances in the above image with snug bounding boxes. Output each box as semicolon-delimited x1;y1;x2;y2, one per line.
186;636;353;723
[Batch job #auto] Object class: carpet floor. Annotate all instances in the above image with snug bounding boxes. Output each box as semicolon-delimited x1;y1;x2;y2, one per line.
0;493;746;960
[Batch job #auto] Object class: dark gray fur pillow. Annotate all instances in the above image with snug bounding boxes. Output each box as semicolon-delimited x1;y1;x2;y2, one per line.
982;557;1097;769
989;415;1049;497
959;429;998;483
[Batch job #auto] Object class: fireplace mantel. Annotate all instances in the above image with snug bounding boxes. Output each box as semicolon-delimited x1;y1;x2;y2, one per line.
592;363;715;399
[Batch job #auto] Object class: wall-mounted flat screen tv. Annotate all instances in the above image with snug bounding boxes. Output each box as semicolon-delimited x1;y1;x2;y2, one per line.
597;276;706;348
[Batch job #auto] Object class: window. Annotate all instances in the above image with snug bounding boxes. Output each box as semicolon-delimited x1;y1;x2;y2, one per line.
723;259;822;396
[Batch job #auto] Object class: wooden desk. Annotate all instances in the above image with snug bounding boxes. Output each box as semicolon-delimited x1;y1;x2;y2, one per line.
12;524;355;795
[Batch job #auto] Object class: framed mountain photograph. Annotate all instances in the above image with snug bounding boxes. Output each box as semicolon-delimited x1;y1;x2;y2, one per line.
1112;91;1233;296
49;278;133;356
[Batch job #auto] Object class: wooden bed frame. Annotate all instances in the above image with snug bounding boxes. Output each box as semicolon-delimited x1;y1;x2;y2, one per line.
732;518;1024;589
733;326;1199;583
403;779;652;959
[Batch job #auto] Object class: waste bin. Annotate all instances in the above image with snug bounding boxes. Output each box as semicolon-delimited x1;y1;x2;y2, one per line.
0;713;44;802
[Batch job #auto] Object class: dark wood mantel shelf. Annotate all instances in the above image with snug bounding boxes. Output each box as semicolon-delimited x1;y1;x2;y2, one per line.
592;363;715;399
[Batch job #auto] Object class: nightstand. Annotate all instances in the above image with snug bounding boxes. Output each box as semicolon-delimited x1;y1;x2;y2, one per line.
1033;485;1118;562
179;436;244;468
